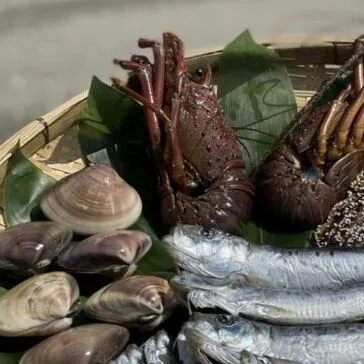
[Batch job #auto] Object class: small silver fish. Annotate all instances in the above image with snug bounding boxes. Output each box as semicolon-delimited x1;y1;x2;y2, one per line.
172;271;364;325
163;224;364;290
111;344;144;364
182;313;364;364
110;331;177;364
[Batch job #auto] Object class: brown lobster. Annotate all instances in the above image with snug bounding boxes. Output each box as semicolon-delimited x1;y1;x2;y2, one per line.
254;35;364;233
110;32;254;235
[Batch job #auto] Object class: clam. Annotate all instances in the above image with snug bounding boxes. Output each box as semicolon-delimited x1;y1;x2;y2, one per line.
0;221;73;276
56;230;152;276
19;323;130;364
0;271;80;336
84;275;178;331
40;165;143;235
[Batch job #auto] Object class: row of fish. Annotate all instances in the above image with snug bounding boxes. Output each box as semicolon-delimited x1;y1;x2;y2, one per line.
162;216;364;363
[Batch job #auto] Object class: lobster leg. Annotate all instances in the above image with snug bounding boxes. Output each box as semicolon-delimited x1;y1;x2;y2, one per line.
328;86;364;160
326;37;364;159
350;105;364;148
112;60;162;151
138;38;165;108
315;84;351;165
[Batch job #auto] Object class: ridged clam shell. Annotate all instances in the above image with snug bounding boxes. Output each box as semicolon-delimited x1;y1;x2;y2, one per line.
0;271;80;336
19;323;130;364
84;275;177;331
56;230;152;275
0;221;73;275
40;165;143;235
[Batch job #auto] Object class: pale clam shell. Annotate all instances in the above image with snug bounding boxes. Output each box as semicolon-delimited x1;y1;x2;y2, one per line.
0;221;73;275
40;165;143;235
19;323;130;364
56;230;152;276
84;275;177;331
0;271;80;336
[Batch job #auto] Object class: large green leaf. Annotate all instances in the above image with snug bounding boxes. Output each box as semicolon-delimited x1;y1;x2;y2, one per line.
216;30;313;247
132;216;175;274
3;147;56;227
217;29;297;175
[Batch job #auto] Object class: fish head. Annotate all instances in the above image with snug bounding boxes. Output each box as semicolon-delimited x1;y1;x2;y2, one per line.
162;225;248;279
181;313;254;364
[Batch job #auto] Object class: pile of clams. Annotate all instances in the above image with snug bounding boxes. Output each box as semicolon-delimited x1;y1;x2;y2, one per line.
0;164;180;363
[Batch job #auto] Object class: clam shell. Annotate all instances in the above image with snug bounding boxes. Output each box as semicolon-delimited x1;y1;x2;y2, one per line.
0;221;73;276
40;165;142;235
0;271;80;336
19;323;130;364
56;230;152;276
84;275;177;331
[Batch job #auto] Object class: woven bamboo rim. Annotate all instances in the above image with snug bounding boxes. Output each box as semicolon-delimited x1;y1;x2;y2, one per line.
0;38;357;230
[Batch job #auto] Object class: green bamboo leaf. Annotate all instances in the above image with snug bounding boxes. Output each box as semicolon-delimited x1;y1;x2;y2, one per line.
3;146;56;227
86;76;144;135
217;29;297;175
241;221;311;248
132;216;175;275
0;352;23;364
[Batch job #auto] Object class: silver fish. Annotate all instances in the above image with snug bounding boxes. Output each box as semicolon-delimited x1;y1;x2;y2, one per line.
163;224;364;290
182;313;364;364
110;344;144;364
172;271;364;325
240;352;300;364
111;331;177;364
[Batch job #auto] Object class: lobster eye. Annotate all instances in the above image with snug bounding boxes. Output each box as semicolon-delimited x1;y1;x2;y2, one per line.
191;65;211;84
200;227;216;239
216;314;235;326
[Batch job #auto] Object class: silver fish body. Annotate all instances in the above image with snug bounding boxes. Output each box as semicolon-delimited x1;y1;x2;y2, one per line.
110;344;144;364
110;331;177;364
182;313;364;364
240;352;300;363
172;272;364;325
163;225;364;290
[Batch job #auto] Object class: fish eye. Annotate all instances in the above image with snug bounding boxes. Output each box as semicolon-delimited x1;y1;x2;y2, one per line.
216;314;235;326
199;227;216;239
195;68;204;77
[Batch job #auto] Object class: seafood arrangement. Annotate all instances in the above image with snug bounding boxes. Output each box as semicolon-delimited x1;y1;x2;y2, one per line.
0;31;363;363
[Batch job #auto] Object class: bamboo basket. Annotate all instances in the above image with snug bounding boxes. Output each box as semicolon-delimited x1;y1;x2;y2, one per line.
0;38;357;231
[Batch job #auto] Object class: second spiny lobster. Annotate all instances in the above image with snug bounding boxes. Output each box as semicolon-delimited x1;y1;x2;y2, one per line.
254;35;364;233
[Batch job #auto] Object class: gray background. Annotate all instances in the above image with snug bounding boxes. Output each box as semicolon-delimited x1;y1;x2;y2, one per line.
1;0;364;142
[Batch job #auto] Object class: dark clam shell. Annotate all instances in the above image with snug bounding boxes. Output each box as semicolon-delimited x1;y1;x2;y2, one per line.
19;323;130;364
56;230;152;276
0;221;73;276
84;275;178;331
